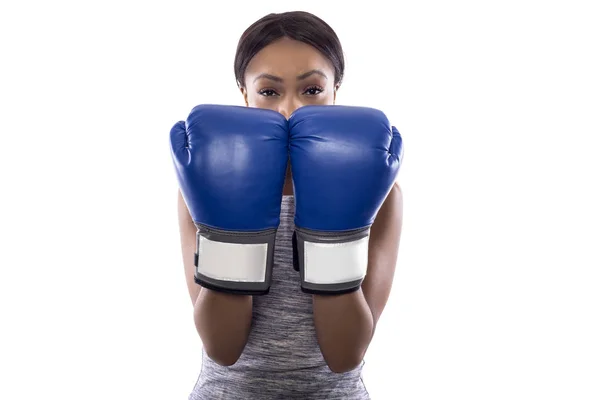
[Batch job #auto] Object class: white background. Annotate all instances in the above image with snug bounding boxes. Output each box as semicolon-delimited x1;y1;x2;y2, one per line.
1;0;599;399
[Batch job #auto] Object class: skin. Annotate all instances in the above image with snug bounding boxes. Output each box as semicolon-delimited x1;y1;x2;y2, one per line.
177;37;404;371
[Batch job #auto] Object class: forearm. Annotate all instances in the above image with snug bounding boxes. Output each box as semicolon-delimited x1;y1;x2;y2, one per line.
193;288;253;366
312;289;374;373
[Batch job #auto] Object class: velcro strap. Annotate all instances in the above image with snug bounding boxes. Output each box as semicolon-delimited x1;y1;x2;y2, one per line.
304;236;369;285
197;235;268;283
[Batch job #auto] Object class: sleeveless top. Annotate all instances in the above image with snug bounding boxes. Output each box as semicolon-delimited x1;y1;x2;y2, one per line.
189;195;370;399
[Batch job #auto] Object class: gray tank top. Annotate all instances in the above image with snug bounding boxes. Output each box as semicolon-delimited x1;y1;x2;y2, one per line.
189;195;370;399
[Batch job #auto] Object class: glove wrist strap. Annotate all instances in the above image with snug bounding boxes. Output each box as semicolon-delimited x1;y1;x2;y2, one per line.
293;227;370;295
194;225;275;295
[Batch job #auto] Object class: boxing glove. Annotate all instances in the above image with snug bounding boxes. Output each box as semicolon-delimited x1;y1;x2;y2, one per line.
289;105;403;295
170;104;289;295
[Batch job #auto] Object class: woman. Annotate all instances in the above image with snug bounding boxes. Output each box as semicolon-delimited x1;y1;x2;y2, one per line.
177;11;403;399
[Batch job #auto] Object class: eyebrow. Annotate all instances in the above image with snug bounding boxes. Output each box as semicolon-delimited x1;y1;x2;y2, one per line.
253;69;329;83
297;69;328;81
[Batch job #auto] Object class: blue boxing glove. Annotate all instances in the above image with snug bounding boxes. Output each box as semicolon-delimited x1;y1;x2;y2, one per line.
170;105;288;295
289;105;403;295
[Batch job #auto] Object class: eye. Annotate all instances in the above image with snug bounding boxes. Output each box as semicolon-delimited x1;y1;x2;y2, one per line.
303;86;324;96
258;88;279;97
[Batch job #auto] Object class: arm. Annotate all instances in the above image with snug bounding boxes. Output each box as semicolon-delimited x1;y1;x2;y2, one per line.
312;183;403;373
177;190;253;366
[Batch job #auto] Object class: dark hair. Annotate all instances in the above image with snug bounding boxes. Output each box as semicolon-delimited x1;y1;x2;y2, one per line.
234;11;345;89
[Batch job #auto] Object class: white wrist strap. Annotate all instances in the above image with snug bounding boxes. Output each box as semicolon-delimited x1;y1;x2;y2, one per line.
303;236;369;285
197;235;268;283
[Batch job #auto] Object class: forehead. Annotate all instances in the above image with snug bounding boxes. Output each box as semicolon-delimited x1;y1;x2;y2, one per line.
245;37;334;81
